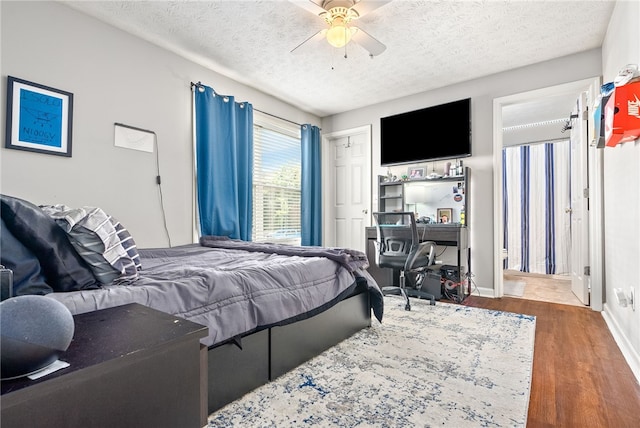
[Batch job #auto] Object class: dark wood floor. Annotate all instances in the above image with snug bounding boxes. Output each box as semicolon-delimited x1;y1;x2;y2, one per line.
463;295;640;428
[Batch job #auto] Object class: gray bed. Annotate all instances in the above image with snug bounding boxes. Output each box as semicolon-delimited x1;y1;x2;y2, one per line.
48;241;383;413
1;193;383;413
48;241;383;348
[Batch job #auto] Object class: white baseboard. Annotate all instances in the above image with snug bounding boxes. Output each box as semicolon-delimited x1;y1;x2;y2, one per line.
468;286;497;299
601;303;640;385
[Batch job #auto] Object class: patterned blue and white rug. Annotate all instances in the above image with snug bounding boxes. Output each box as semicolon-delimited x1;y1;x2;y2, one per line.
208;296;536;427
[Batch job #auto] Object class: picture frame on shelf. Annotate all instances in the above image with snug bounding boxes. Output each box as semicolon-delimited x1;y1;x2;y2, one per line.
5;76;74;157
408;167;425;179
437;208;453;224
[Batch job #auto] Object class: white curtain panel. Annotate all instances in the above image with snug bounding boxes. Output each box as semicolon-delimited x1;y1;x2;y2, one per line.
529;143;547;274
503;140;571;274
504;147;522;270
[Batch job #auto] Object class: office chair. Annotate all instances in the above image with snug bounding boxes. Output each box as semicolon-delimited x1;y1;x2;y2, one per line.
372;212;437;311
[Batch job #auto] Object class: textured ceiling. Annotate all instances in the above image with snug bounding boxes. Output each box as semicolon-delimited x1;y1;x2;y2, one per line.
62;0;615;119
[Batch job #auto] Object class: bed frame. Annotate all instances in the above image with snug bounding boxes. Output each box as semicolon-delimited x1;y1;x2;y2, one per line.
204;279;372;415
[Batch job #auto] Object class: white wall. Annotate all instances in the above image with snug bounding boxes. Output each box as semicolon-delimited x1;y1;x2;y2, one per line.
600;0;640;382
0;1;319;248
322;49;603;293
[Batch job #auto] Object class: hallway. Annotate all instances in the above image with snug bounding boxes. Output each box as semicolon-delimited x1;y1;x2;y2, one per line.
503;270;585;307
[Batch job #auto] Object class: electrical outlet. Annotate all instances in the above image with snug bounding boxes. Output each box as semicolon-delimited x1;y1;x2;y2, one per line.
614;288;636;310
614;288;628;307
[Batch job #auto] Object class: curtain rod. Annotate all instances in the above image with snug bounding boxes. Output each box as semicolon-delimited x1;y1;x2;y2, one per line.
254;108;306;128
191;81;318;130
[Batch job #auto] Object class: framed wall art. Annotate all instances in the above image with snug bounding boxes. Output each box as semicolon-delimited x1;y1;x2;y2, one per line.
408;167;425;179
437;208;453;223
5;76;74;157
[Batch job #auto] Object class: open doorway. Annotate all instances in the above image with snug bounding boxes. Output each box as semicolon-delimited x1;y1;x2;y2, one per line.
493;77;603;309
501;136;582;306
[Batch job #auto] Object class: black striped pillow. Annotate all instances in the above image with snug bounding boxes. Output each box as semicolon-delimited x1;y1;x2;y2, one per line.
39;205;142;285
109;217;142;274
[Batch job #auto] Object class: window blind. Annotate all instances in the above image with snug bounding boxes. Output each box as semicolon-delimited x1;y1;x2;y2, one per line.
253;114;301;244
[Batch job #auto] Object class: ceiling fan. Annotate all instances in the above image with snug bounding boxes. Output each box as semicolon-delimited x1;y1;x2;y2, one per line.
290;0;391;57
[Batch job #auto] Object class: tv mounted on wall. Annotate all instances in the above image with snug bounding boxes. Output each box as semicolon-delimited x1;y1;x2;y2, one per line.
380;98;471;166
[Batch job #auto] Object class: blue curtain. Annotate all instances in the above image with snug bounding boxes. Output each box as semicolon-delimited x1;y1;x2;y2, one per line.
194;84;253;240
544;144;556;274
520;145;530;271
301;124;321;246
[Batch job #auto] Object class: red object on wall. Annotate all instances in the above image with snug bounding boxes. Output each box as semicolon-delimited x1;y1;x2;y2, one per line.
604;81;640;147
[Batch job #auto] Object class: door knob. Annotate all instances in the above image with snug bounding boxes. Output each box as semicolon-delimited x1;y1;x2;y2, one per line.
565;208;572;213
362;209;368;214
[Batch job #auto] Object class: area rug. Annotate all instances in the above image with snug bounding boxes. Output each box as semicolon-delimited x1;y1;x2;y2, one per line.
504;280;527;297
207;296;536;427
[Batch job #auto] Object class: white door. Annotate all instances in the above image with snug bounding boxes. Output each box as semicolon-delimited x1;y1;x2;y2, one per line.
322;126;371;252
569;92;590;305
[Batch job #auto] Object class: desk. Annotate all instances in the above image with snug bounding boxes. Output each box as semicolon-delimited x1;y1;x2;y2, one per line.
365;224;470;300
1;303;208;428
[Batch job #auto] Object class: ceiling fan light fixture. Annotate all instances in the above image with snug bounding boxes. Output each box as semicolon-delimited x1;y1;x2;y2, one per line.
326;16;352;48
290;1;386;57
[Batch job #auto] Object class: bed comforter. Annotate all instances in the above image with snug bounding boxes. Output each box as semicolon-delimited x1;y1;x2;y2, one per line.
49;243;383;347
0;194;383;348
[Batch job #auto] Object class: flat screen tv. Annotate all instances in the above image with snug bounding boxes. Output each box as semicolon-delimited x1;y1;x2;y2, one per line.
380;98;471;166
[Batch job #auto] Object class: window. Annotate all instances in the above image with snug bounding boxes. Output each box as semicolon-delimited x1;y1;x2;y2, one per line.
252;112;301;244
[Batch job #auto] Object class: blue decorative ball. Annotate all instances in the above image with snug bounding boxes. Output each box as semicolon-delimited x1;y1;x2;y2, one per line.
1;295;75;379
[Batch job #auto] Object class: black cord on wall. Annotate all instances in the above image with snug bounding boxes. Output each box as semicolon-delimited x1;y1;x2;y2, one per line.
154;135;172;247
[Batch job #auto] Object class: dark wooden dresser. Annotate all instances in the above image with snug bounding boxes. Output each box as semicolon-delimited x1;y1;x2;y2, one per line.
1;303;208;428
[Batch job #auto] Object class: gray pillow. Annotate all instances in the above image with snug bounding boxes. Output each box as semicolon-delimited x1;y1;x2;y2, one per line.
40;205;141;285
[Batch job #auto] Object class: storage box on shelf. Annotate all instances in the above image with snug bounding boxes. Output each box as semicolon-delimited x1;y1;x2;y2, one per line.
604;80;640;147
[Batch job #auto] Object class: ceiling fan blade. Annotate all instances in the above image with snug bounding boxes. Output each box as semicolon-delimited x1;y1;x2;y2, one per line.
291;29;327;53
350;0;393;18
351;27;386;56
289;0;327;17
